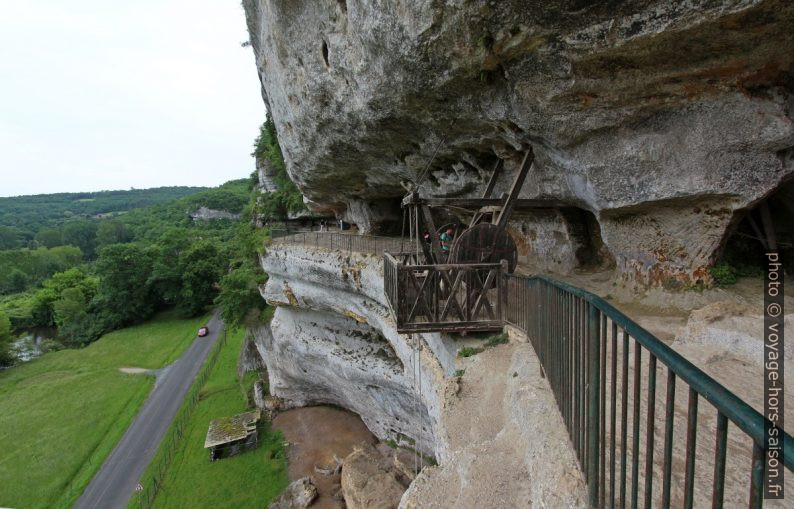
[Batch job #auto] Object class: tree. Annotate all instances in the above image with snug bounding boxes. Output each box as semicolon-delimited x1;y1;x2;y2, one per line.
96;221;131;247
93;244;155;328
0;311;14;367
35;228;63;248
62;221;98;259
216;262;266;328
0;226;25;249
146;228;191;307
31;288;58;328
253;115;306;221
53;287;88;329
6;269;29;293
29;268;98;329
176;240;223;316
52;287;95;344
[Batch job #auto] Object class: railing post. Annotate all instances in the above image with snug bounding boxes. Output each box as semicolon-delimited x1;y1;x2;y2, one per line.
587;303;600;507
499;260;508;322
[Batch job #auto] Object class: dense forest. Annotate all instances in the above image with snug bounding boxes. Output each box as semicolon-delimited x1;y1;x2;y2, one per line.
0;114;294;367
0;186;208;249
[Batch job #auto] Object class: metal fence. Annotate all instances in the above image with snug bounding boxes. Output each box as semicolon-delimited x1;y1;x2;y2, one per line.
504;274;793;508
268;229;411;255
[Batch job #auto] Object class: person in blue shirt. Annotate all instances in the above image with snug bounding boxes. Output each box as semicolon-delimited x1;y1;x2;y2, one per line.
440;227;454;252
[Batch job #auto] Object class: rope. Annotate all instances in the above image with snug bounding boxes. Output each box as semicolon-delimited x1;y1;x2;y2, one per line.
414;134;449;188
414;206;420;261
413;338;419;476
416;338;422;476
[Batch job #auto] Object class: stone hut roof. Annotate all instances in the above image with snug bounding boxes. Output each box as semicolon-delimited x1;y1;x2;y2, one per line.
204;410;261;449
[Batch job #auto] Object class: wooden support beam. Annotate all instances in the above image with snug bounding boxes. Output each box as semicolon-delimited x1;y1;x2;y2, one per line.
496;148;534;231
746;212;769;251
420;204;444;261
412;205;435;264
481;158;504;200
426;198;569;209
759;201;778;252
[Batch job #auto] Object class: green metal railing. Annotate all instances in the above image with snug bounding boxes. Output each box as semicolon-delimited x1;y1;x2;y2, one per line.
504;274;793;508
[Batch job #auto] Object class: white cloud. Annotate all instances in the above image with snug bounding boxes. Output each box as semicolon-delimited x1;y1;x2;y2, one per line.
0;0;265;196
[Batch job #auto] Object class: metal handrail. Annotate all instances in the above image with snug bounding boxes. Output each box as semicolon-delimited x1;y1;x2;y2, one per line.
534;274;794;469
504;273;793;507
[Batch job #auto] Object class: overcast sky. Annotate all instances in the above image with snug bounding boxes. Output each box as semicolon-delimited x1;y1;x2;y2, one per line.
0;0;265;197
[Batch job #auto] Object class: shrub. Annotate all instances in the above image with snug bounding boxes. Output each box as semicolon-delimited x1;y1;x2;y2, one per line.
253;115;306;221
458;346;484;358
709;263;737;286
484;333;508;347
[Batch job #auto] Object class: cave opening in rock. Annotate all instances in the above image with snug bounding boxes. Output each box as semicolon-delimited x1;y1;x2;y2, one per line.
714;178;794;279
559;207;613;271
321;40;330;68
503;206;614;274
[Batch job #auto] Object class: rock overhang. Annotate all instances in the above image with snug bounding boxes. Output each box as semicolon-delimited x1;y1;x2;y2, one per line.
243;0;794;285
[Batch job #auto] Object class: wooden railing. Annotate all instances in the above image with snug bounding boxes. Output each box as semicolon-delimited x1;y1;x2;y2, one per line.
383;253;505;333
269;229;411;255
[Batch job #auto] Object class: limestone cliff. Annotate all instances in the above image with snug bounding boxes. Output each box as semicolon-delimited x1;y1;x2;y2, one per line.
243;0;793;285
256;242;456;456
255;242;590;506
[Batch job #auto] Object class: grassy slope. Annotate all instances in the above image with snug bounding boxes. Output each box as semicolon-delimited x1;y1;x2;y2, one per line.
151;327;288;509
0;312;209;509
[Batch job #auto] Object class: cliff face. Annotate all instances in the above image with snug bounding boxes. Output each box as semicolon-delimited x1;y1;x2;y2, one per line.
244;0;793;285
257;243;457;456
256;244;590;505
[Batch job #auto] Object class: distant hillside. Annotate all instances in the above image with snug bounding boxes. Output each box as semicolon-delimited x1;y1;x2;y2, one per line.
0;176;258;347
117;179;253;238
0;186;206;248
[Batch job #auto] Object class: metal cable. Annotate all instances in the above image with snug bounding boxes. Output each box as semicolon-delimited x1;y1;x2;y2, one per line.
413;135;447;188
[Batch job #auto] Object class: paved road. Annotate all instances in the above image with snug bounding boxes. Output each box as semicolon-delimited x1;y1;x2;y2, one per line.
75;312;224;509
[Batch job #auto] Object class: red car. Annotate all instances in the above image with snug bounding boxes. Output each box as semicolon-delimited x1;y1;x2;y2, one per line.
197;326;209;337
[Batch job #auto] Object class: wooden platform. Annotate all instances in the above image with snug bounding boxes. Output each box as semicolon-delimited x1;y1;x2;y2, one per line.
384;253;507;333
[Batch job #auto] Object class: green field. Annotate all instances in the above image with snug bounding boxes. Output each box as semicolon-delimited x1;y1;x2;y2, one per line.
147;327;288;508
0;312;209;509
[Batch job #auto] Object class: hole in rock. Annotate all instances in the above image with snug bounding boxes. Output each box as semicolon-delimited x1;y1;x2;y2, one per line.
715;177;794;276
321;40;330;67
559;207;613;270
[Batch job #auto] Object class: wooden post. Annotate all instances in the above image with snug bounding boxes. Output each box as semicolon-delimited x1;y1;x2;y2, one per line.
499;259;508;322
471;158;504;227
420;204;444;261
495;147;534;231
759;201;777;252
